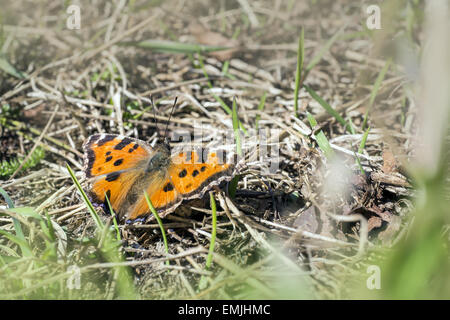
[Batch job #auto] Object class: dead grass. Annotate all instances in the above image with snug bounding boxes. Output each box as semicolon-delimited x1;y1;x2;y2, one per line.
0;0;436;299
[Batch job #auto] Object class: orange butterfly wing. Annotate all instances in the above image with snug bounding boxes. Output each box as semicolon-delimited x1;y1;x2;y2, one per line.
169;150;234;199
126;175;182;220
126;150;234;221
82;134;152;218
83;135;235;222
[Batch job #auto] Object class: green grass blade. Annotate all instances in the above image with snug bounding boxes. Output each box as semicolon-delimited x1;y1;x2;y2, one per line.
104;193;121;242
228;176;240;199
358;127;370;154
306;26;345;72
0;54;26;79
0;187;15;208
198;192;218;290
213;93;233;114
255;91;267;131
0;188;33;257
221;60;230;75
91;191;137;298
143;191;169;266
354;127;370;174
197;54;232;113
70;181;137;299
232;97;243;157
9;206;55;245
122;40;231;54
347;117;356;135
306;112;317;127
66;163;104;230
9;207;45;220
0;229;32;255
362;58;392;129
43;211;56;242
222;60;236;80
294;27;305;117
307;112;335;159
304;84;350;132
205;192;217;269
315;131;335;160
369;59;392;107
229;98;242;199
354;151;365;175
0;244;21;257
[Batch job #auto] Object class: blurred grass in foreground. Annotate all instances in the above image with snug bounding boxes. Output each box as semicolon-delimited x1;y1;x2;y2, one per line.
354;0;450;299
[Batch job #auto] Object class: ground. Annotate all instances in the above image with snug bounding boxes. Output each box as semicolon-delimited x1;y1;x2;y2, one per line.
1;0;449;299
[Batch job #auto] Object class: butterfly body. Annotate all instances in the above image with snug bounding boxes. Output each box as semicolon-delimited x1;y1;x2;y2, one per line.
145;143;171;173
82;134;235;222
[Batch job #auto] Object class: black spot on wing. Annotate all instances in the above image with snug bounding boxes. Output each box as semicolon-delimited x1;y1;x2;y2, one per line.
114;138;133;150
181;166;234;199
105;156;112;162
178;169;187;178
105;172;120;182
106;151;111;156
200;166;206;172
97;135;116;146
114;159;123;166
128;143;140;153
192;170;199;177
85;148;96;178
163;182;174;192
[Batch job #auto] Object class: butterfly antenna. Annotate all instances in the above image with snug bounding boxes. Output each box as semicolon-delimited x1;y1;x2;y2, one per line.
163;97;177;141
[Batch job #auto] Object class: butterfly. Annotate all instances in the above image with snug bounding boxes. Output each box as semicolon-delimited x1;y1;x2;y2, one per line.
82;133;235;222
